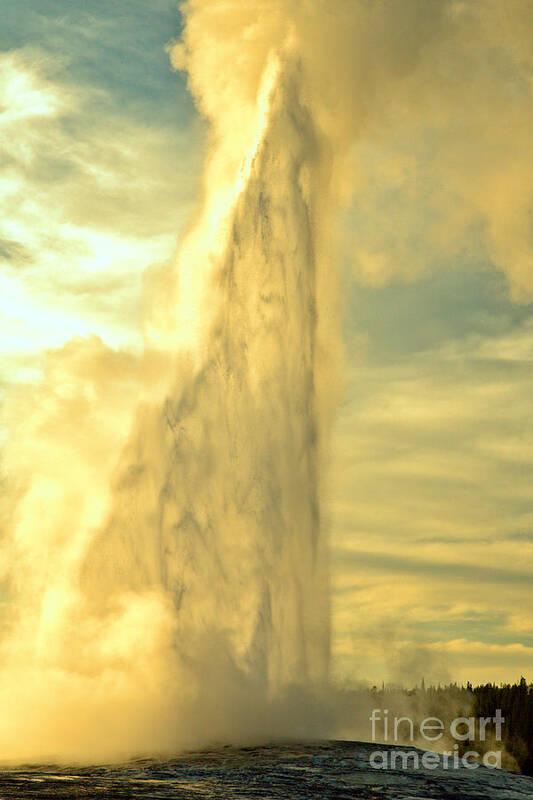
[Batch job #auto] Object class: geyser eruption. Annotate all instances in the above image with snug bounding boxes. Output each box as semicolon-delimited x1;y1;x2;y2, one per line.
0;26;340;761
83;54;331;692
0;0;451;761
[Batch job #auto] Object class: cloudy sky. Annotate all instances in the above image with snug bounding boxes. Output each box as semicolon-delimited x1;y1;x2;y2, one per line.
1;1;532;687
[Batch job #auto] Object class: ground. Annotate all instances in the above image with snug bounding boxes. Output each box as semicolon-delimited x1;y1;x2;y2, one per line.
1;741;531;798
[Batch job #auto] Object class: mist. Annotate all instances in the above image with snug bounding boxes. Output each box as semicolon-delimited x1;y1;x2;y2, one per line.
0;0;530;761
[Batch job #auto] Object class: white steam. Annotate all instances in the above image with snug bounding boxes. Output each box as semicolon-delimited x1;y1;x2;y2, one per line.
2;0;519;761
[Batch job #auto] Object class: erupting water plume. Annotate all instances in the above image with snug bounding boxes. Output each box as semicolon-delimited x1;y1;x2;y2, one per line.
83;52;332;693
0;0;451;761
0;22;337;764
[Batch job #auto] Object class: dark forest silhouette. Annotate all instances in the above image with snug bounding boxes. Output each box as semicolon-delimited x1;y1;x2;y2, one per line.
365;677;532;775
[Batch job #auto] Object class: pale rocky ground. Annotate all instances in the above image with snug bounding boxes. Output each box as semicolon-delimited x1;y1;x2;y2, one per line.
0;742;532;798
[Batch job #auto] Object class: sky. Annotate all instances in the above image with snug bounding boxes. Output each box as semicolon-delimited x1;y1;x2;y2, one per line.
1;0;532;688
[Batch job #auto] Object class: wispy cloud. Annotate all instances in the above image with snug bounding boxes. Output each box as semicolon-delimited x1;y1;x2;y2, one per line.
329;317;533;683
0;48;201;372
